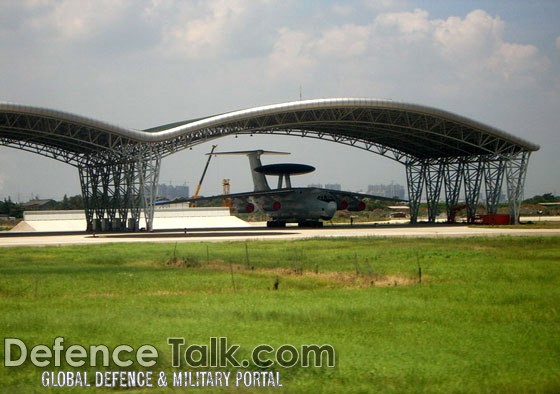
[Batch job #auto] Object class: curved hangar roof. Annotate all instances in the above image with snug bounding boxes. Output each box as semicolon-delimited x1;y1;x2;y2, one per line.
0;98;539;165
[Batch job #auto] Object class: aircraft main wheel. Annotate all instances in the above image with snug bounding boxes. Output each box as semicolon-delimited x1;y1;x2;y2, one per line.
267;221;286;228
298;220;323;228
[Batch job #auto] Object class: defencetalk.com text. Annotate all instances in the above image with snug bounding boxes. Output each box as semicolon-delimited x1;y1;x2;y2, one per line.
4;336;335;388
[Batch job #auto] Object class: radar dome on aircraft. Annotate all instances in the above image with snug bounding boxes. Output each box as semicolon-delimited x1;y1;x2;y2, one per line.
254;163;315;176
254;163;315;189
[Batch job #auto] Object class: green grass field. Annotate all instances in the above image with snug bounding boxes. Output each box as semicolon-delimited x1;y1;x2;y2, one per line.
1;236;559;393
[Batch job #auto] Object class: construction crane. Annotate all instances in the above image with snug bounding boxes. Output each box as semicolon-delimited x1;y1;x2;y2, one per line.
191;144;218;206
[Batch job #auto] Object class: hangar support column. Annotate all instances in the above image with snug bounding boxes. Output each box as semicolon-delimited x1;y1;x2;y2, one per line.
463;158;484;223
79;159;139;232
424;159;444;223
407;159;455;224
483;157;506;215
78;146;161;232
505;151;530;224
407;156;510;224
405;160;425;224
135;149;161;232
443;160;464;222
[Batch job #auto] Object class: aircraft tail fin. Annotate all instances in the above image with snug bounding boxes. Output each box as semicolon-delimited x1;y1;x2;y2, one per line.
208;150;290;192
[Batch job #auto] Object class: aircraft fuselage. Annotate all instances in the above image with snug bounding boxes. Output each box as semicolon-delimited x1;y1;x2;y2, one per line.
231;188;337;224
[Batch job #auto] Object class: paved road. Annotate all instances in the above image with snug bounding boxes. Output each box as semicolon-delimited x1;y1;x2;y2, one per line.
1;222;559;247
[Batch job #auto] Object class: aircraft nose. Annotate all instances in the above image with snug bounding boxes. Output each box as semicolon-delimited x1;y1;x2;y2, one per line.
321;201;338;220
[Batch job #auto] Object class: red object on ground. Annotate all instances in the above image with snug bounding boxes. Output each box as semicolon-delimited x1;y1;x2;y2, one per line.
481;214;510;225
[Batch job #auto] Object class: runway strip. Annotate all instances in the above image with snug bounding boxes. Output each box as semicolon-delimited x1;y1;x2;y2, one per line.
1;223;560;247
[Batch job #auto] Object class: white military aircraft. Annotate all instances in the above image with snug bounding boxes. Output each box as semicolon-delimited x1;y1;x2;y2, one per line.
185;149;401;228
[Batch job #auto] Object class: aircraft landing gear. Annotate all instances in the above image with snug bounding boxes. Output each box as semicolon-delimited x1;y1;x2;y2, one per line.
297;220;323;228
267;220;286;228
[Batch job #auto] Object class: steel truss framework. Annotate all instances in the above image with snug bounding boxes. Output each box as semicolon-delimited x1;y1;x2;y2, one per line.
0;99;539;231
0;105;161;230
77;149;160;232
405;154;528;224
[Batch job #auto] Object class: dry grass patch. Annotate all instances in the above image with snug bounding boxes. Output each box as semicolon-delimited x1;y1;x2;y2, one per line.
163;258;420;289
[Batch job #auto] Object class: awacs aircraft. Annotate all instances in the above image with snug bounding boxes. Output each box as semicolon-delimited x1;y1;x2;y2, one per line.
185;150;400;228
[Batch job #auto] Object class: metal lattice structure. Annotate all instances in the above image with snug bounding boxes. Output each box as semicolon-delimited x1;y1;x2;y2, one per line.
0;99;539;231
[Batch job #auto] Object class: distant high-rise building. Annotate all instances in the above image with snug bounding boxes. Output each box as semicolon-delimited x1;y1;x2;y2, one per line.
367;183;405;199
325;183;341;191
158;184;189;200
307;183;323;188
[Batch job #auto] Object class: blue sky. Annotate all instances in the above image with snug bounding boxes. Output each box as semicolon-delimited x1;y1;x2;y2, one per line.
1;0;559;200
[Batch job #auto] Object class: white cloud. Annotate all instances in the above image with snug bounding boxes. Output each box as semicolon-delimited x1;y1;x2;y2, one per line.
28;0;130;41
431;10;546;85
267;28;316;78
17;2;545;92
264;8;549;95
375;8;431;38
487;42;544;82
315;24;370;57
160;0;272;59
432;9;504;61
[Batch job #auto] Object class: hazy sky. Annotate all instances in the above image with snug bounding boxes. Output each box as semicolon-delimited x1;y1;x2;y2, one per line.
1;0;559;200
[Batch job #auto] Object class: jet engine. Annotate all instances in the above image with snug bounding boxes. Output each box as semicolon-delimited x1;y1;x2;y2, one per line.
337;200;349;210
235;202;255;213
263;201;282;212
348;200;366;211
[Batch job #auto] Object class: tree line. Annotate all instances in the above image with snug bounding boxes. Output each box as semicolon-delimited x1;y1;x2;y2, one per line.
0;198;24;218
0;195;84;218
523;193;560;204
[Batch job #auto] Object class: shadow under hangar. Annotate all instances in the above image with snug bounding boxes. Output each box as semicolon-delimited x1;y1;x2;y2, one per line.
0;98;539;231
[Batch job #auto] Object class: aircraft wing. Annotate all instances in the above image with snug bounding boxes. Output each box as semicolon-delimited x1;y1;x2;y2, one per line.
308;187;406;211
165;187;405;214
173;189;293;204
164;189;298;214
170;188;403;204
317;188;407;202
